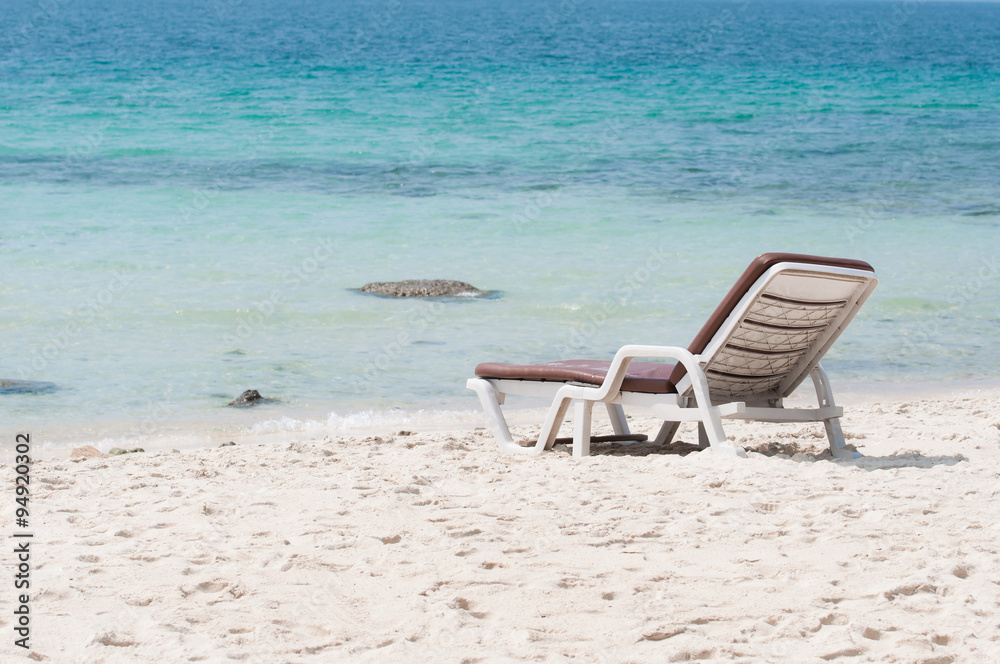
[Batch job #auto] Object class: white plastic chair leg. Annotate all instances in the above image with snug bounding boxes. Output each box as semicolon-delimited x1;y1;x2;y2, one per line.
538;396;572;451
653;421;680;445
466;378;543;454
823;417;858;459
697;422;709;449
573;400;593;458
685;367;746;458
810;365;861;459
604;403;629;436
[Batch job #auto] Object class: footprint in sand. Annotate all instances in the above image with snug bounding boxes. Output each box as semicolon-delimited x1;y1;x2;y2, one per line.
180;580;229;597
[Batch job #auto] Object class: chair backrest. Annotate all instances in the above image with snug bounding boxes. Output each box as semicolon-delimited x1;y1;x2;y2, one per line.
669;253;878;404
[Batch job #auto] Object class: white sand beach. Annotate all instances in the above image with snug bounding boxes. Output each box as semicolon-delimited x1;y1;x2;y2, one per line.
8;387;1000;663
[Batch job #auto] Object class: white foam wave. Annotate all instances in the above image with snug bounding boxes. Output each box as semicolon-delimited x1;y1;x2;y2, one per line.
244;408;485;437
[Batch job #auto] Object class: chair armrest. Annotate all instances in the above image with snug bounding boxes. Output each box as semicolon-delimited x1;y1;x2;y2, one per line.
590;345;702;401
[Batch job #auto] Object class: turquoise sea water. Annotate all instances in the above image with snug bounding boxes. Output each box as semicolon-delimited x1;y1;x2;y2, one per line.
2;0;999;445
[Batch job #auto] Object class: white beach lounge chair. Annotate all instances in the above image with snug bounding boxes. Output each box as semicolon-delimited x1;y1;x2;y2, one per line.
467;253;878;459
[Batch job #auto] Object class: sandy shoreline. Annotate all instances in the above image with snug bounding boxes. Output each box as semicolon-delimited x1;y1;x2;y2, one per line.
5;387;1000;662
7;376;1000;462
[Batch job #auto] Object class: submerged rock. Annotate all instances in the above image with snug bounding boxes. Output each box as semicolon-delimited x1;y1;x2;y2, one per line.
358;279;486;298
228;389;270;407
0;380;58;394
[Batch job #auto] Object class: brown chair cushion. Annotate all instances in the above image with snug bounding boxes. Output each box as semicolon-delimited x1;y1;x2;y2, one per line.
667;253;875;386
475;359;678;394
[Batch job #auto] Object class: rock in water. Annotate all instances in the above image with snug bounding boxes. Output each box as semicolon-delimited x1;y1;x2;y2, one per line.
0;380;58;394
228;389;268;407
358;279;486;298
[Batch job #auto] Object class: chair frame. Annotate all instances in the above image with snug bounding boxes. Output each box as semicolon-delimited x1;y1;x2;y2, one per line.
467;260;878;459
